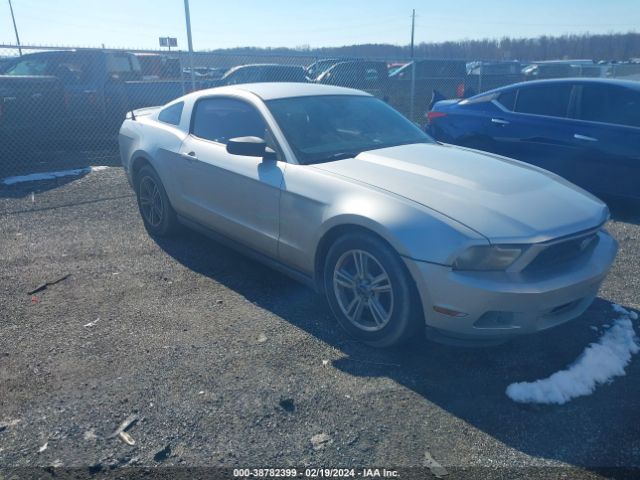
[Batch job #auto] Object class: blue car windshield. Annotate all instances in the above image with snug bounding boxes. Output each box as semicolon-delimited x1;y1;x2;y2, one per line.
266;95;433;164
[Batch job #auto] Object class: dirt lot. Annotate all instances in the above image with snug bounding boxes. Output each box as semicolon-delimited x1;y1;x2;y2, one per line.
0;166;639;479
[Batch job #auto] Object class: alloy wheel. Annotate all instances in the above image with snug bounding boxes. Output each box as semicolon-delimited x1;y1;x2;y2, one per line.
332;249;394;332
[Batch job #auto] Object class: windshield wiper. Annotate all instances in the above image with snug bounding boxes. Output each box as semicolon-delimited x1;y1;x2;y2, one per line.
315;151;361;163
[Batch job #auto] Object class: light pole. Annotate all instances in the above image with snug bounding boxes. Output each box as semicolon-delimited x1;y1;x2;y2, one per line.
183;0;196;91
8;0;22;56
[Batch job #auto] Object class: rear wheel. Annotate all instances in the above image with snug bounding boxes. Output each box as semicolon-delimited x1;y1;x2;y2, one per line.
324;233;421;347
136;165;178;236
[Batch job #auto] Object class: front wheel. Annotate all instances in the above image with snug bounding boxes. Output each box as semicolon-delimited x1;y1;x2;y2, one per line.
324;233;421;347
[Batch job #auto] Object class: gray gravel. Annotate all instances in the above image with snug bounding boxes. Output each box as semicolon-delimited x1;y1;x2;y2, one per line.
0;166;638;478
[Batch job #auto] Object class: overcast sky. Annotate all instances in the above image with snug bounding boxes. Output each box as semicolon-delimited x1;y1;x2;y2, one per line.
1;0;639;50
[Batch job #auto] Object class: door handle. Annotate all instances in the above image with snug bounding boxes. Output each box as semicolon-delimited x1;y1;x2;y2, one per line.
491;118;510;125
182;151;197;162
574;133;598;142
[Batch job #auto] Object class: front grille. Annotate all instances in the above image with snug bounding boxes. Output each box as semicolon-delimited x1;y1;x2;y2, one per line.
525;232;599;273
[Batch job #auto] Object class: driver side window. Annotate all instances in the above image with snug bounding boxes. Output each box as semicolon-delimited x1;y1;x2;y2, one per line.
191;97;269;145
4;57;48;76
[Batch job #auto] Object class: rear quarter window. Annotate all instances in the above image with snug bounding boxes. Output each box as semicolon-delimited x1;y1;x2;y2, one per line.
496;90;517;111
158;102;184;126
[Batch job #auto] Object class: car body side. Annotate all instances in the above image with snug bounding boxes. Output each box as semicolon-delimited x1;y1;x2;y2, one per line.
119;87;485;277
120;85;617;342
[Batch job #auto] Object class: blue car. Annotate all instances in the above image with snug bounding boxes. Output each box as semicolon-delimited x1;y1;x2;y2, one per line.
426;78;640;201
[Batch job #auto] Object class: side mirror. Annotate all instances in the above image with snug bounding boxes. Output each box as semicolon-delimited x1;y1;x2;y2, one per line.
226;136;267;157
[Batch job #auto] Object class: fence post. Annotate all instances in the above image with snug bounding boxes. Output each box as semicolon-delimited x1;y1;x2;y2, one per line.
409;60;416;121
179;54;187;95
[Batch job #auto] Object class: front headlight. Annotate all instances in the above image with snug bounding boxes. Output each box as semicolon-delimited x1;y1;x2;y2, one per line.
452;245;526;271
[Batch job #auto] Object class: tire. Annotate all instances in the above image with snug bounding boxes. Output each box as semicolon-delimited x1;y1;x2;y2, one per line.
135;165;178;237
323;232;421;347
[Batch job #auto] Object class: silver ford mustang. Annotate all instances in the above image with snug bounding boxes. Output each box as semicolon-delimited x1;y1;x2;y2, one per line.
119;83;617;347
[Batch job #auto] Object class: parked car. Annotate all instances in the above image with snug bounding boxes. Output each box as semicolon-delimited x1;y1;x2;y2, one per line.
608;61;640;81
119;83;616;347
305;58;354;81
426;78;640;200
218;64;307;86
316;60;389;99
387;59;468;119
465;61;523;93
135;53;182;80
183;66;228;80
0;49;210;135
521;60;606;80
0;74;64;158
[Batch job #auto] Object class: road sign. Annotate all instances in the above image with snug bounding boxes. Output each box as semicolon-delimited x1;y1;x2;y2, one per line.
159;37;178;48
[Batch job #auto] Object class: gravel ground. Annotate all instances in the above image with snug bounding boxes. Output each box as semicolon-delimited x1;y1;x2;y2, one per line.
0;166;638;479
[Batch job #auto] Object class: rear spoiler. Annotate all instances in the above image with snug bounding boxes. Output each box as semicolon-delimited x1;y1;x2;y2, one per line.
126;106;161;120
428;90;446;110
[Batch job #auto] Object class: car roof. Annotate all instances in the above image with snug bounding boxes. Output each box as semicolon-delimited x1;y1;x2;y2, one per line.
190;83;372;100
228;63;303;70
487;77;640;94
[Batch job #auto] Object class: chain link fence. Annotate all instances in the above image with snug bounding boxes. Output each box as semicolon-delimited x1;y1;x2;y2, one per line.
1;43;639;178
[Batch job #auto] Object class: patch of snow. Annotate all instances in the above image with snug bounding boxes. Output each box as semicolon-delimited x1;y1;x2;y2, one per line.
506;304;639;405
1;166;110;186
615;303;639;320
612;303;630;315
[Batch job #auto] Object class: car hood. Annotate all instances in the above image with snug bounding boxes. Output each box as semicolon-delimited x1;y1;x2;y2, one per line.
311;143;608;243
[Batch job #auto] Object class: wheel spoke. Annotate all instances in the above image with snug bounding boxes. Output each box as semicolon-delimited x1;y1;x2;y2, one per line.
369;298;388;326
153;205;162;222
352;251;367;277
346;296;365;322
335;269;355;289
370;273;391;293
143;181;153;199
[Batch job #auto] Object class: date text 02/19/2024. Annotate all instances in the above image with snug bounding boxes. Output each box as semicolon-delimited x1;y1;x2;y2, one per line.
232;468;399;478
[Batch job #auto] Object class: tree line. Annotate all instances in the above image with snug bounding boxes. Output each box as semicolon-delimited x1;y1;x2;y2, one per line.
206;32;640;62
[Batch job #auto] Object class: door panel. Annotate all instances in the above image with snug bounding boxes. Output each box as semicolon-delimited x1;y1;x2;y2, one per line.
485;84;584;182
573;83;640;197
487;111;582;179
568;84;640;199
568;122;640;198
176;95;285;256
178;136;284;257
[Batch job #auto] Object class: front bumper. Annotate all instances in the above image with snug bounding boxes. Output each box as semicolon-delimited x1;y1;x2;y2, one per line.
404;230;618;341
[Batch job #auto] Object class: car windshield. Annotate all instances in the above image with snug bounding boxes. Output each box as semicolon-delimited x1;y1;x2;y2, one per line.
266;95;433;164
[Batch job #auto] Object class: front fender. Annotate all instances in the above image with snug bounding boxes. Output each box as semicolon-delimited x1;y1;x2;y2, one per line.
315;195;487;266
278;163;488;279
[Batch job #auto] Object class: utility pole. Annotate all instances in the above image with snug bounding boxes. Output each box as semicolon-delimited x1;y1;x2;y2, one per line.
8;0;22;56
183;0;196;91
409;9;416;121
410;8;415;58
